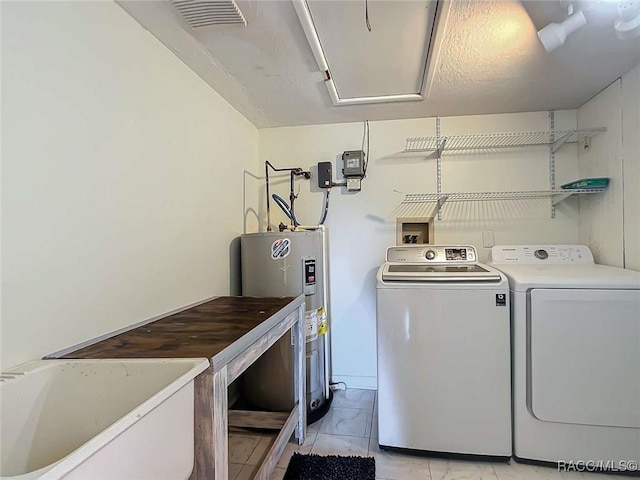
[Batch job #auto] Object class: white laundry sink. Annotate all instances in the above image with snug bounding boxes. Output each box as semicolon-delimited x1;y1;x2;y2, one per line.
0;358;209;480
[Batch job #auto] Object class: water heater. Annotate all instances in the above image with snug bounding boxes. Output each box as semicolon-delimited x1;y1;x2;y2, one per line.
241;231;331;420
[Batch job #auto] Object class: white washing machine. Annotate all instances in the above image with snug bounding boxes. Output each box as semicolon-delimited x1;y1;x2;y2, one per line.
376;245;512;459
489;245;640;467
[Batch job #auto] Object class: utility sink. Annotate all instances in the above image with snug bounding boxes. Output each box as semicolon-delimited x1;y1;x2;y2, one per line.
0;358;209;479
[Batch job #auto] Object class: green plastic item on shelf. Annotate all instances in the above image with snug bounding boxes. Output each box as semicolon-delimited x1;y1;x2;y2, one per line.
560;177;610;190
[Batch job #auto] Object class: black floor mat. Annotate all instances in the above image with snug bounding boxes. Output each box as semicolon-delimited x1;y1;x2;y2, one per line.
283;452;375;480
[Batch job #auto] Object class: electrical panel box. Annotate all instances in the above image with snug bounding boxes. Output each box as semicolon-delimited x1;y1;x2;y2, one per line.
342;150;365;178
317;161;333;188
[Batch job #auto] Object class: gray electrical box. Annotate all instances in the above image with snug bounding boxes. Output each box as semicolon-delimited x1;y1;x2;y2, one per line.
317;161;332;188
342;150;365;178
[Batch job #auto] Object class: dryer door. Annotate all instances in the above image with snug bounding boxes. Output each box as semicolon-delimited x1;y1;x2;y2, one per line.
528;288;640;428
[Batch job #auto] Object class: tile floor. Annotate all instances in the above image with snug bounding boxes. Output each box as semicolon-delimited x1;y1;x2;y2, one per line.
228;389;635;480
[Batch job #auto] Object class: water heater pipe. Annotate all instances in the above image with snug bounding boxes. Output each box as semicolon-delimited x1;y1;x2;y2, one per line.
264;160;310;231
265;162;272;232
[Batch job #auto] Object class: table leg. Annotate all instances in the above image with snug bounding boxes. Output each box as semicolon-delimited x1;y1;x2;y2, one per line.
294;303;307;445
213;365;229;479
190;368;214;480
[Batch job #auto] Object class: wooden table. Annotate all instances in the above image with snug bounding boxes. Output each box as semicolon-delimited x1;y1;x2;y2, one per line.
55;295;307;480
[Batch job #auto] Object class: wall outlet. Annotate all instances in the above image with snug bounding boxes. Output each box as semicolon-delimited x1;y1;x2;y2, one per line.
482;230;495;248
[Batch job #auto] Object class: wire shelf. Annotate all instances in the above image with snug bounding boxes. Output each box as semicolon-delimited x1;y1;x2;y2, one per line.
402;189;604;203
404;136;442;152
400;121;607;219
404;129;606;154
398;189;605;218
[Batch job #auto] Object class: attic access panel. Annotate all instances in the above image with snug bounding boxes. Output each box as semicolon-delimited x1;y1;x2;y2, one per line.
293;0;441;106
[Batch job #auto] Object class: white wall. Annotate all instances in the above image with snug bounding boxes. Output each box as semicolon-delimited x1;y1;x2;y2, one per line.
577;80;624;267
1;1;259;370
577;64;640;270
622;65;640;271
259;111;580;388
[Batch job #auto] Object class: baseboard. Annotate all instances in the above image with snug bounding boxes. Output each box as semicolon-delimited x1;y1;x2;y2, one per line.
331;375;377;390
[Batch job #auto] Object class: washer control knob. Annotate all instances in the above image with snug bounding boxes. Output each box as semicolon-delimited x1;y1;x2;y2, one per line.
534;249;549;260
425;250;437;260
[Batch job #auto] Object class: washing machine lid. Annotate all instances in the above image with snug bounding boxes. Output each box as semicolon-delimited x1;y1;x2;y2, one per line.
381;245;503;282
491;264;640;291
381;263;503;282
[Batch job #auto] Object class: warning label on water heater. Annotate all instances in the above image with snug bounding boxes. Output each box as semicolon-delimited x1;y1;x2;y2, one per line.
317;306;327;335
304;307;328;342
271;238;291;259
305;309;318;342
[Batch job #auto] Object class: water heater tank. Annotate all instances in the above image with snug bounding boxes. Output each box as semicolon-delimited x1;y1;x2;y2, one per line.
241;231;330;418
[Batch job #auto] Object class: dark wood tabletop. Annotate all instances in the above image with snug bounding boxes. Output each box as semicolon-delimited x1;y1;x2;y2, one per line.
60;296;298;360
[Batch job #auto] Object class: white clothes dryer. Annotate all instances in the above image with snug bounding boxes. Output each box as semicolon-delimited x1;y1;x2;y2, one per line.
490;245;640;469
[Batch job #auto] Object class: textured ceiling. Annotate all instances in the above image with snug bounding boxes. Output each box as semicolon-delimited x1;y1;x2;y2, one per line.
119;0;640;128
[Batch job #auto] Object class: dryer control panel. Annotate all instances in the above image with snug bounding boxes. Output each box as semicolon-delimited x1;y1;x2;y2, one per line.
386;245;477;263
489;245;594;264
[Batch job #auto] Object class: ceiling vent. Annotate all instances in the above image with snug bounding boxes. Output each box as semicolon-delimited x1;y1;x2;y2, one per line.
171;0;247;29
292;0;447;106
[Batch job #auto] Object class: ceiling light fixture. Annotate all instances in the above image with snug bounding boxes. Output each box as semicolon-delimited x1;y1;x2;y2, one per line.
537;1;640;52
614;0;640;38
537;10;587;52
